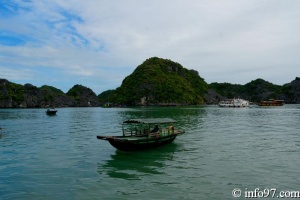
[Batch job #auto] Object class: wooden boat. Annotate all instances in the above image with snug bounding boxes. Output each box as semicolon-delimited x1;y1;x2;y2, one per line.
258;99;284;106
46;108;57;115
218;98;249;107
97;118;185;151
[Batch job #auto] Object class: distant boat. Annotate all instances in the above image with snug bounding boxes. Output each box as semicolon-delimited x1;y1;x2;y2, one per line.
46;108;57;115
258;99;284;106
218;98;249;107
102;102;112;107
97;118;185;151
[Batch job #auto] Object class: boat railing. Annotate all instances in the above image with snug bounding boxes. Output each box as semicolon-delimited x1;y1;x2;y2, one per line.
123;126;177;137
160;128;174;135
123;128;150;136
148;127;176;138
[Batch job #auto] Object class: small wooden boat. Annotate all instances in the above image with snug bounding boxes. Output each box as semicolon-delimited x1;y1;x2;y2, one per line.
46;108;57;115
97;118;185;151
258;99;284;106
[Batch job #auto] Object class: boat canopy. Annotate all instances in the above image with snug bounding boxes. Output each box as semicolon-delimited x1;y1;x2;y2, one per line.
123;118;176;124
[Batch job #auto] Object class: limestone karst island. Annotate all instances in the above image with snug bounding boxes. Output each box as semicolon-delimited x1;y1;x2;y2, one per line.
0;57;299;108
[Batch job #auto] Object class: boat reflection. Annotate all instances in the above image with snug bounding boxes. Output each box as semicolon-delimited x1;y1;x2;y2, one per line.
97;143;178;180
116;106;207;132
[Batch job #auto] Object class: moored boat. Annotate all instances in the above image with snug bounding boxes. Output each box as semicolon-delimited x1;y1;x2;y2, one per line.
218;98;249;107
0;127;3;137
46;108;57;115
97;118;185;151
258;99;284;106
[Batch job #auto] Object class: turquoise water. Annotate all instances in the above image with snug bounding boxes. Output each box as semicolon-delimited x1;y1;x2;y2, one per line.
1;105;300;199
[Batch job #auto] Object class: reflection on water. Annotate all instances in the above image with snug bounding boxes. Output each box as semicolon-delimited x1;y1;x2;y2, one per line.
97;143;178;180
116;106;207;131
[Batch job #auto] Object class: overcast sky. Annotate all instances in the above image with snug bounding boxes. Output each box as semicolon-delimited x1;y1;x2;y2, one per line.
1;0;299;94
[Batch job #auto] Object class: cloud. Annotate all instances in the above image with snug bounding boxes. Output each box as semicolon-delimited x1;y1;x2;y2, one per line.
0;65;34;81
0;0;300;94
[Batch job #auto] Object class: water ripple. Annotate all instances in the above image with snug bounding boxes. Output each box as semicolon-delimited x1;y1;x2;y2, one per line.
1;106;300;199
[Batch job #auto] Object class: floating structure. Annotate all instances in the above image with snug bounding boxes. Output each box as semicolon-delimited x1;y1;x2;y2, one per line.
218;98;249;107
0;127;3;137
97;118;185;151
46;108;57;115
258;99;284;106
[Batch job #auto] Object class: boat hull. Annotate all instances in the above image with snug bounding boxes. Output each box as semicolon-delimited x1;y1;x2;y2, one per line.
218;98;249;108
258;101;284;106
46;110;57;115
258;103;284;106
97;134;179;151
97;118;185;152
218;104;248;108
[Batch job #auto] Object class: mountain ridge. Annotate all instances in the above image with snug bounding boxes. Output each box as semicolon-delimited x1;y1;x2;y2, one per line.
1;57;300;108
109;57;208;105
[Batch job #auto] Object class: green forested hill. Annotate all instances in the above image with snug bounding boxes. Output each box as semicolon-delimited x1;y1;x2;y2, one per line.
0;79;25;107
1;58;300;108
209;78;281;102
67;84;100;107
209;82;242;100
239;79;282;102
103;57;208;105
209;78;300;103
0;79;100;108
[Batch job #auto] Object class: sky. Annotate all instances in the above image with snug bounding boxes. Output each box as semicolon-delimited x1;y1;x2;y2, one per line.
1;0;299;94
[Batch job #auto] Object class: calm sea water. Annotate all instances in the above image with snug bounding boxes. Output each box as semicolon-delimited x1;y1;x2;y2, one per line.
1;105;300;200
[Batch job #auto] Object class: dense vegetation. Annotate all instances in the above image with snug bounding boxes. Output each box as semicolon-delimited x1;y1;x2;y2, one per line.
97;89;116;104
276;77;300;103
209;82;242;100
40;85;65;102
0;79;100;108
103;57;208;105
1;57;300;108
67;84;100;106
0;79;25;105
209;78;299;103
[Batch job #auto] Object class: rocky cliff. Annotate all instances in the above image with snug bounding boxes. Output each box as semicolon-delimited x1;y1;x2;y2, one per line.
102;57;208;105
0;79;99;108
1;57;300;107
67;84;100;107
276;77;300;103
97;56;300;105
209;77;300;103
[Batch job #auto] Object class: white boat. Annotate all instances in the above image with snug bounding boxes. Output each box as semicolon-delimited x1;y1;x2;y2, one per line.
218;98;249;107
